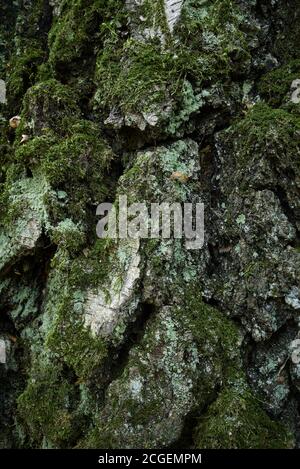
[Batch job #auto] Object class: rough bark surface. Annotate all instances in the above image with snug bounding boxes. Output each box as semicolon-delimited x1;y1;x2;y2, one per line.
0;0;300;449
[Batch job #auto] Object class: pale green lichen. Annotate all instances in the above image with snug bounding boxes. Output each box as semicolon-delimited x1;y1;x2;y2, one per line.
1;0;299;451
0;175;50;271
81;292;241;449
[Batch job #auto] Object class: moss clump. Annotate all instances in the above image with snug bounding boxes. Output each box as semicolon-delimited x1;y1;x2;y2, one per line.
48;0;124;75
6;47;46;110
45;301;109;381
16;119;114;202
14;98;115;230
182;292;239;365
238;102;300;137
93;0;251;117
5;0;52;108
231;102;300;167
14;134;59;164
69;237;117;289
38;120;113;188
194;378;293;449
94;34;210;116
51;219;86;255
179;0;251;77
20;79;80;136
43;248;112;379
0;0;18;76
258;60;300;107
17;362;82;447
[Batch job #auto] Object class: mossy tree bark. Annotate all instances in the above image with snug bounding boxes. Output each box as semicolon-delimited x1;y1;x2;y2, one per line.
0;0;300;449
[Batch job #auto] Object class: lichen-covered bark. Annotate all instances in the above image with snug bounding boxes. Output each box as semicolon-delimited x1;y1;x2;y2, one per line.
0;0;300;449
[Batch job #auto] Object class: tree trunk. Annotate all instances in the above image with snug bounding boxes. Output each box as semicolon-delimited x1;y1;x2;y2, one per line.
0;0;300;449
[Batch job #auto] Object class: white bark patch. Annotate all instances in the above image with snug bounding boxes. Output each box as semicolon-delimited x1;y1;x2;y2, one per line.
0;339;6;364
0;79;6;104
84;245;141;336
125;0;183;40
291;79;300;104
49;0;64;17
285;286;300;310
19;218;42;250
164;0;183;33
125;0;144;11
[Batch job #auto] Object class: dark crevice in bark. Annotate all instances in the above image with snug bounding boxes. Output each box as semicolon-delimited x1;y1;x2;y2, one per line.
275;185;300;237
170;383;222;450
0;307;18;337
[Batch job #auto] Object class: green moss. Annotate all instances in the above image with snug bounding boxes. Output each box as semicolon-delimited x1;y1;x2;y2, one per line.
94;37;198;112
36;247;107;379
231;102;300;166
45;304;109;381
194;378;293;449
258;60;300;107
174;289;241;402
14;99;115;230
3;0;299;450
48;0;123;73
182;291;239;363
42;243;117;379
178;0;251;75
40;120;112;187
21;79;80;136
51;219;86;255
17;362;81;447
93;0;251;117
15;134;59;164
5;0;52;108
6;47;46;109
69;237;117;289
139;0;171;39
0;0;18;76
